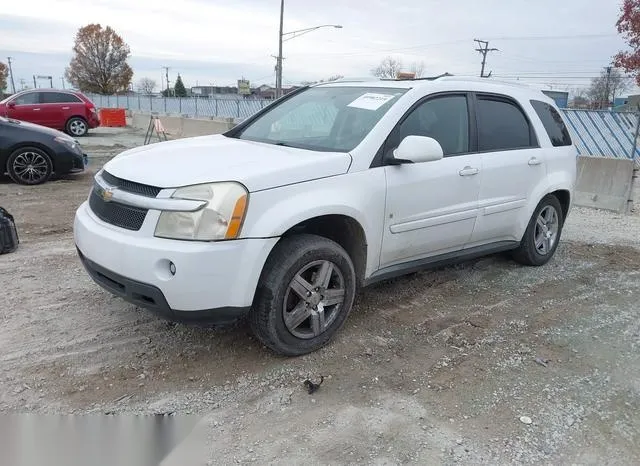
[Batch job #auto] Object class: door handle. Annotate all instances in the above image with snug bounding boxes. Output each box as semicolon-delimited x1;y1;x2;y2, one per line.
528;157;542;166
62;106;70;110
459;166;479;176
33;108;41;111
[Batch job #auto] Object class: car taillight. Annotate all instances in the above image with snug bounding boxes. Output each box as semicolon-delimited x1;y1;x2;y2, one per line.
89;107;97;114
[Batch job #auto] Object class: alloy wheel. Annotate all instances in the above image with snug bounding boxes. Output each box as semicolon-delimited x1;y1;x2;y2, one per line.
69;119;87;136
12;151;50;184
534;205;559;255
282;260;346;339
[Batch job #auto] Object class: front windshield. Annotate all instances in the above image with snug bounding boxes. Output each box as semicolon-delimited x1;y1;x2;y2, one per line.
235;86;407;152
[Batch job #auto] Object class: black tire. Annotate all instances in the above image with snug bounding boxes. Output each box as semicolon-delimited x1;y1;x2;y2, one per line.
7;147;53;185
511;194;564;266
66;117;88;137
249;234;357;356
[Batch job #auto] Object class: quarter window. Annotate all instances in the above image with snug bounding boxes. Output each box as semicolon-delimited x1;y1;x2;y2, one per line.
13;92;40;105
476;96;534;151
42;92;82;104
530;100;572;147
396;95;470;156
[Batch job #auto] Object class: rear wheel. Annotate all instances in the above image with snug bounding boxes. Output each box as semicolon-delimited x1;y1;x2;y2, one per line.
7;147;53;185
249;234;356;356
512;194;564;266
66;117;88;137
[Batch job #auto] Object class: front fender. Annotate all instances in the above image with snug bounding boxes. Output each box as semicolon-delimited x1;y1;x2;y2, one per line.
241;170;386;277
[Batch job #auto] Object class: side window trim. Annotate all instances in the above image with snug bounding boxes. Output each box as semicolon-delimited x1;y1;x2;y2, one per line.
370;91;475;168
41;91;81;104
471;92;540;153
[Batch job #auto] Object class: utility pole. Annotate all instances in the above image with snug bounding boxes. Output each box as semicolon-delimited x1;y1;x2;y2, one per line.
276;0;284;99
603;66;612;110
162;66;171;96
7;57;16;94
33;75;37;88
474;39;498;78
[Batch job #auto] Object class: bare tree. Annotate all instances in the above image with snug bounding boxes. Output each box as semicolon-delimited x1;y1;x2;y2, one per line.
0;62;7;92
587;68;631;109
371;57;403;79
65;24;133;94
410;61;425;78
137;77;157;95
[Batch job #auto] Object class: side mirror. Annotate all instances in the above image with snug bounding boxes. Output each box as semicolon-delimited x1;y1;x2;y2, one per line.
7;102;16;109
390;135;444;165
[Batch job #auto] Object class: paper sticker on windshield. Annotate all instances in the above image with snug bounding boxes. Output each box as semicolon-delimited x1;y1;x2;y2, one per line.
347;93;396;111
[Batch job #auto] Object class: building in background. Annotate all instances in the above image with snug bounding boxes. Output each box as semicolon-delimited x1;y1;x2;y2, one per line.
541;90;569;109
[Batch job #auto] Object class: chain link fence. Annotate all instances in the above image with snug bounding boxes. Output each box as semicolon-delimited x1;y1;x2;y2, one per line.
85;93;273;119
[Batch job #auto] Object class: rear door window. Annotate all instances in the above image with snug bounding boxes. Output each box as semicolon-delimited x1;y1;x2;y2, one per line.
42;92;82;104
13;92;40;105
530;100;572;146
476;95;535;151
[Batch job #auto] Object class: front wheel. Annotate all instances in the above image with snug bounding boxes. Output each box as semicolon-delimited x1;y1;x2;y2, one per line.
512;194;564;266
7;147;53;185
249;234;356;356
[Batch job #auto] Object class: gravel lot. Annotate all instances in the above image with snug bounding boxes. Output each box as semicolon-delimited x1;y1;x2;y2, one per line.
1;128;639;464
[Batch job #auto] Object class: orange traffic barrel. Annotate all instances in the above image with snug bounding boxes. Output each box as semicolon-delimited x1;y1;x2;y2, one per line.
99;108;127;127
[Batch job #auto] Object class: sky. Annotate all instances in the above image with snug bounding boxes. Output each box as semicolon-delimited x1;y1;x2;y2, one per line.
0;0;632;95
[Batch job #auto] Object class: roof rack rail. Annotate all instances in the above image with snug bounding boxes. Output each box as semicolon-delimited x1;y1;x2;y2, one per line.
328;77;377;83
380;72;454;82
437;75;534;88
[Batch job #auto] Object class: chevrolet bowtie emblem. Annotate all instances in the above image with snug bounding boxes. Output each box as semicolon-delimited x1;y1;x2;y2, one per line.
97;186;114;202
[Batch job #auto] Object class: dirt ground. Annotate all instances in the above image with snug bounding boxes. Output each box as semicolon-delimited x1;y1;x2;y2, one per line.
1;128;639;465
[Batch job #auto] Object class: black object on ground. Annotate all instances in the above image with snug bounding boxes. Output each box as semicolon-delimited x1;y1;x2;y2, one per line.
303;376;324;394
0;207;19;254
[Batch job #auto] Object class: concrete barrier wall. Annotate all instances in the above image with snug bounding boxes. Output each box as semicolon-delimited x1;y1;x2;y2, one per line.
129;112;236;138
574;155;635;213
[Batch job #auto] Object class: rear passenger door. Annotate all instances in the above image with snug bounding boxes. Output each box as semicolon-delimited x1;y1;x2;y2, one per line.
41;92;83;130
467;93;545;247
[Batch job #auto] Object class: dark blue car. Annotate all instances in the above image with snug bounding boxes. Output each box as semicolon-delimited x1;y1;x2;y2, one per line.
0;116;88;185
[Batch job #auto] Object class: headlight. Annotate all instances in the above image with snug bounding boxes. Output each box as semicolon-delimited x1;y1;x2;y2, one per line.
54;136;79;152
154;182;248;241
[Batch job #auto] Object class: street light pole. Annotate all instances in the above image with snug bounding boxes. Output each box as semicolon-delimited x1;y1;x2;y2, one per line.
276;0;284;99
275;0;341;99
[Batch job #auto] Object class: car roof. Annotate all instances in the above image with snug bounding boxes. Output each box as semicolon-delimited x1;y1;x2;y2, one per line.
315;76;554;103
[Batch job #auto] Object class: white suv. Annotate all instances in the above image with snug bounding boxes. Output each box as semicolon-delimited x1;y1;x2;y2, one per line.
74;77;577;356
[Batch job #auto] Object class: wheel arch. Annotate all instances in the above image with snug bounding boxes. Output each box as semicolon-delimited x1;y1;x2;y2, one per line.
279;214;368;287
6;143;56;171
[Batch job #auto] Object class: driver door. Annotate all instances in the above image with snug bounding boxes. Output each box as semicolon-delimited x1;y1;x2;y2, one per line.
7;91;44;125
380;93;481;268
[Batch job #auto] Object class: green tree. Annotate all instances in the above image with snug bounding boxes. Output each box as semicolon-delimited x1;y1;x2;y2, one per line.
174;74;187;97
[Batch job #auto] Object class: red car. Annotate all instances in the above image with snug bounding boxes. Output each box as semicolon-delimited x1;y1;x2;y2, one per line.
0;89;100;137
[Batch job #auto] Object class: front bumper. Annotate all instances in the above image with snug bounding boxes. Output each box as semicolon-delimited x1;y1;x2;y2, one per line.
54;146;86;175
74;201;278;322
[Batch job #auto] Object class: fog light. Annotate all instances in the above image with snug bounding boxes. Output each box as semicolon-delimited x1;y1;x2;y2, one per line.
169;262;176;275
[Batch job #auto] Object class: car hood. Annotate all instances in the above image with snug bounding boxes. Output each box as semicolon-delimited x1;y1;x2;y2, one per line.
102;135;352;192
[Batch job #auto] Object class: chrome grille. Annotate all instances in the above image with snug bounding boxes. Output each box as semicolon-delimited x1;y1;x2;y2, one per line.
101;171;162;197
89;189;148;231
